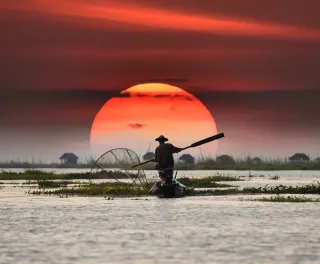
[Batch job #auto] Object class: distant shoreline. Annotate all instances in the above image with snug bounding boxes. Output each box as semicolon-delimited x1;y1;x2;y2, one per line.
1;163;320;171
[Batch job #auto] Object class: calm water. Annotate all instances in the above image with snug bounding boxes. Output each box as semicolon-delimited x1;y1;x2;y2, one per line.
1;169;320;264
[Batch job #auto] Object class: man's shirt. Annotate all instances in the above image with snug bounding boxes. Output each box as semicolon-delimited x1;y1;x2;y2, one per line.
155;143;181;168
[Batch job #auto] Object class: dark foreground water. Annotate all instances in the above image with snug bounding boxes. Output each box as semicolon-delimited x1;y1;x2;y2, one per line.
1;184;320;264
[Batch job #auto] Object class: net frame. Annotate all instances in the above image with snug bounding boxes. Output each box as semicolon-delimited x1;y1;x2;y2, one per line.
90;148;148;189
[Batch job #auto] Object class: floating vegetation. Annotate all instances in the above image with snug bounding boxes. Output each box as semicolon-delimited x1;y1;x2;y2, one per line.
30;185;150;197
28;179;241;197
29;186;243;197
29;181;320;198
186;188;241;196
178;177;237;188
251;195;320;203
0;170;135;180
203;175;243;181
28;178;238;197
0;170;242;182
242;183;320;195
36;179;73;188
1;181;32;185
3;170;317;198
29;181;153;196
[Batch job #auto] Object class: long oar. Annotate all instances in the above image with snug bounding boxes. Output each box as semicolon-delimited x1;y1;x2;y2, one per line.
180;132;224;151
132;133;225;168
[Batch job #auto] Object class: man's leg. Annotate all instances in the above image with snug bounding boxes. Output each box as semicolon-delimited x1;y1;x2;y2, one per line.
164;168;173;183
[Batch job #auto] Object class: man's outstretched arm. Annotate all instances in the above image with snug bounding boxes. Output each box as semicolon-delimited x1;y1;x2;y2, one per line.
172;145;183;153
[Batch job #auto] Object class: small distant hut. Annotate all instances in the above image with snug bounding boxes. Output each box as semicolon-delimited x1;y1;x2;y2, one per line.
216;155;235;165
179;154;195;164
143;152;155;161
289;153;310;163
252;157;262;164
59;153;78;165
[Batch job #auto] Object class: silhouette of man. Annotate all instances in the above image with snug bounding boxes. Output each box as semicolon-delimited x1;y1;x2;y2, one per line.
154;135;183;183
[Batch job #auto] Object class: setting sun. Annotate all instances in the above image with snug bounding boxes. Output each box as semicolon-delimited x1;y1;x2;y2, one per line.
90;83;218;157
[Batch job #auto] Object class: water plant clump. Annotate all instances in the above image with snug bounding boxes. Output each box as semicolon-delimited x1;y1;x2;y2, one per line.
185;188;241;196
242;182;320;195
0;170;137;180
30;185;150;197
251;195;320;203
29;186;241;197
36;179;73;188
0;170;54;180
29;180;241;197
178;177;235;188
207;175;244;181
28;182;320;197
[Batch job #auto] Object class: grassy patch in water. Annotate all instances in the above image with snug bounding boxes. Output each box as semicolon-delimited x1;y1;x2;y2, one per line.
30;184;149;197
1;170;242;183
251;195;320;203
36;179;73;188
28;176;238;196
0;170;54;180
0;170;136;180
29;182;240;197
178;176;238;188
242;183;320;195
29;183;320;197
185;188;241;196
29;186;241;197
29;181;320;197
205;175;243;181
185;184;320;197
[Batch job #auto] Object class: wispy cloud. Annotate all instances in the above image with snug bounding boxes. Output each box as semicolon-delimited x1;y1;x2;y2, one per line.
140;78;189;83
128;123;145;129
2;0;320;40
123;93;194;101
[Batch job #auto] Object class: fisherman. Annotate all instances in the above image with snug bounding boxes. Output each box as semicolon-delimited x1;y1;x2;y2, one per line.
153;135;183;183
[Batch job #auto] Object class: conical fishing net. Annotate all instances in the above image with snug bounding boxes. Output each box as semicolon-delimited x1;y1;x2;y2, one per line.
90;148;148;188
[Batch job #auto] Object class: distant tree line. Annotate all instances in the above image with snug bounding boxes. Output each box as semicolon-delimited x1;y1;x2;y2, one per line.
1;152;320;170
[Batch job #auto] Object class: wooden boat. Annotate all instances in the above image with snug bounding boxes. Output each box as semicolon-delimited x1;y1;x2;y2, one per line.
149;179;186;198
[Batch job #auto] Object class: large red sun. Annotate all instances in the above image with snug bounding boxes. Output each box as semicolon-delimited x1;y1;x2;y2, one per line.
90;83;218;158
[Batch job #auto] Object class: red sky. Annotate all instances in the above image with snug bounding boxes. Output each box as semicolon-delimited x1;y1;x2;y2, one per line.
1;0;320;161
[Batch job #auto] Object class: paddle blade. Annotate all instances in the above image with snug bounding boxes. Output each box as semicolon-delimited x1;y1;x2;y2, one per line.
190;133;224;148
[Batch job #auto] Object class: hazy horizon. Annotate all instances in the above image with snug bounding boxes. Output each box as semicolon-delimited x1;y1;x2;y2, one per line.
1;149;319;165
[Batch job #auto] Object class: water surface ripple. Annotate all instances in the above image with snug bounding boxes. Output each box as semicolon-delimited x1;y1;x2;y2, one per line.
1;186;320;264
